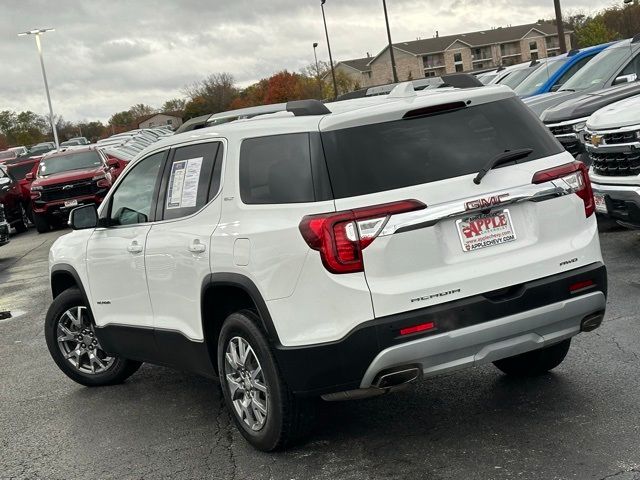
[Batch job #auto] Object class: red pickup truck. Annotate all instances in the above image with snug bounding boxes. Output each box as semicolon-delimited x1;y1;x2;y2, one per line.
29;147;118;233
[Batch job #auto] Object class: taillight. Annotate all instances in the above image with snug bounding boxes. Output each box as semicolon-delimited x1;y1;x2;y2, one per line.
532;161;595;217
299;199;426;274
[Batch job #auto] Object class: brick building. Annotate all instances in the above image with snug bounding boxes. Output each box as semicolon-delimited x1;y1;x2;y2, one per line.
333;22;571;87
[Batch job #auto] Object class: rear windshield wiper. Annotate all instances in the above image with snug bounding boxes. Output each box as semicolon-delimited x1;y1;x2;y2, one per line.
473;148;534;185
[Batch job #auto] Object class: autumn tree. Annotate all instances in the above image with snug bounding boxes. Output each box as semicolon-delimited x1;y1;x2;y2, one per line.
182;73;238;118
161;98;186;113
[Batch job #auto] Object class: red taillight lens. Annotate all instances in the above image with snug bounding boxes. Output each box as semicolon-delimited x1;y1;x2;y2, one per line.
569;279;594;293
532;161;595;217
400;321;436;336
299;199;426;274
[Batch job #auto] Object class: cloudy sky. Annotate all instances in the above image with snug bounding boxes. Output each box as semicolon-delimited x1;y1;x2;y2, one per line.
1;0;611;122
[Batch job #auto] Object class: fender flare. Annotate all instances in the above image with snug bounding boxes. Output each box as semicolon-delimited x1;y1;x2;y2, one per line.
201;272;281;345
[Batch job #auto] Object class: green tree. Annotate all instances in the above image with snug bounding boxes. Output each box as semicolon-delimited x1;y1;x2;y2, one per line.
575;17;618;47
109;110;134;128
182;73;238;116
161;98;186;113
128;104;156;119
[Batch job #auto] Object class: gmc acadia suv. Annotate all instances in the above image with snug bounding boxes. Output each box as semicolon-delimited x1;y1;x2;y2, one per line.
45;84;607;451
29;147;116;233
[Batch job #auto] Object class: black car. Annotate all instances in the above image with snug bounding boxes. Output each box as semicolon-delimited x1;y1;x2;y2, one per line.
540;82;640;164
0;204;10;246
0;165;29;233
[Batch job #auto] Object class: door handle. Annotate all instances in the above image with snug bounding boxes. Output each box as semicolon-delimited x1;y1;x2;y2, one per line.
188;239;206;254
127;241;143;254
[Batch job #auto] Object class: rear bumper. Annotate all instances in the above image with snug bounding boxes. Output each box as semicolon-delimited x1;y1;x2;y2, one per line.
591;183;640;228
274;262;607;395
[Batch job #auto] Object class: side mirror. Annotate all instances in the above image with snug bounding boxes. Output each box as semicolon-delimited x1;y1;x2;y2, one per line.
25;172;35;181
68;204;98;230
0;177;10;186
613;73;638;85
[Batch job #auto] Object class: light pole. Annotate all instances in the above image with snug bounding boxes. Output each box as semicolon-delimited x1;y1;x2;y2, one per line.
313;42;323;98
382;0;399;83
320;0;338;100
18;28;60;150
553;0;568;54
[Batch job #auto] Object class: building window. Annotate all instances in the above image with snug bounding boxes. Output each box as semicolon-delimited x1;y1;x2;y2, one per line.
453;51;464;72
454;52;462;62
455;64;464;72
425;71;436;77
167;119;173;125
529;41;539;61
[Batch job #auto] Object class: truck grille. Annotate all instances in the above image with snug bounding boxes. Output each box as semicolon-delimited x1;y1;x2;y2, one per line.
40;180;98;202
558;137;581;157
603;131;638;145
548;124;573;136
590;151;640;177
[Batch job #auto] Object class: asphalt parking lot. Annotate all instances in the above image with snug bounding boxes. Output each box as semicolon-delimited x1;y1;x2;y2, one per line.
1;225;639;480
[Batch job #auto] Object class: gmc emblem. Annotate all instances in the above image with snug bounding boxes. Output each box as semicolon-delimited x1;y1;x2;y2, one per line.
465;194;510;211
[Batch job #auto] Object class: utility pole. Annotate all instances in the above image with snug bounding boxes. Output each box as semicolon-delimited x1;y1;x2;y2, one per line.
553;0;568;54
382;0;399;83
320;0;339;100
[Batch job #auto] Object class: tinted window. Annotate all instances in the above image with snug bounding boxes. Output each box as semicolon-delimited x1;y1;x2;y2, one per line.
321;97;563;199
7;162;36;180
161;142;222;220
240;133;314;204
109;152;164;226
620;52;640;77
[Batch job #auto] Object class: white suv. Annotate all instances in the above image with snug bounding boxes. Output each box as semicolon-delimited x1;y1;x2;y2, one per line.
45;83;607;451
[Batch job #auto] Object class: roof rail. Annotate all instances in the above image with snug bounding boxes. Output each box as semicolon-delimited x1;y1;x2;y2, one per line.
530;59;540;67
567;48;579;56
632;34;640;44
438;73;484;89
286;100;331;116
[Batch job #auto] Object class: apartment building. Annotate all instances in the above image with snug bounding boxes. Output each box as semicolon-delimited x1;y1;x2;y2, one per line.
332;22;571;87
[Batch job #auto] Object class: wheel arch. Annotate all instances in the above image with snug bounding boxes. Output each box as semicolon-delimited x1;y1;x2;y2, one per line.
200;273;280;373
51;264;90;306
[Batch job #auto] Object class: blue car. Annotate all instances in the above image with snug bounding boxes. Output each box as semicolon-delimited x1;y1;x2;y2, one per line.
513;42;617;98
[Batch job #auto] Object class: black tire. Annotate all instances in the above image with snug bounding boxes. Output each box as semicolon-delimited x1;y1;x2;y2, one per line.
218;310;316;451
45;288;142;387
33;212;50;233
493;339;571;377
13;204;28;233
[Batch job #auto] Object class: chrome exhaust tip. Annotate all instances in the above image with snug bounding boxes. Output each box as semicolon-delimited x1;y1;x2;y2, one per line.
581;311;605;332
321;365;422;402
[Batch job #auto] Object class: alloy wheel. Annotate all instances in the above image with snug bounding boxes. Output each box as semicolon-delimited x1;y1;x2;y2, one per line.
56;306;115;374
224;336;269;431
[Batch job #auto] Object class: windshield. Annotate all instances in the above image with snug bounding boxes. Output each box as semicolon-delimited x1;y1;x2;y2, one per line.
38;151;102;177
560;45;631;91
0;151;16;160
499;66;538;89
513;59;566;96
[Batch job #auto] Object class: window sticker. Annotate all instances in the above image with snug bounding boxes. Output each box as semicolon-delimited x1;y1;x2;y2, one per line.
167;157;203;209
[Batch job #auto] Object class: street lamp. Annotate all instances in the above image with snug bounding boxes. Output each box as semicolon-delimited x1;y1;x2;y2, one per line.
382;0;399;83
320;0;338;100
18;28;60;150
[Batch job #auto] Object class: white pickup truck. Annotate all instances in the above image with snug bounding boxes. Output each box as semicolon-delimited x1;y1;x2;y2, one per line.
586;94;640;228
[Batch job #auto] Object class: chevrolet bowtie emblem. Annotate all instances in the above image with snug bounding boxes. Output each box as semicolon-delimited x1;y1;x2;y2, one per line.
591;135;603;147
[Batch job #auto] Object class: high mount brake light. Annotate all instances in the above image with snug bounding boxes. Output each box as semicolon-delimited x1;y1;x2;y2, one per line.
532;161;595;218
299;200;426;274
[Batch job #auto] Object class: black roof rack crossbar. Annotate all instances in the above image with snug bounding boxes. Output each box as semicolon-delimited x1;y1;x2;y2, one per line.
286;100;331;116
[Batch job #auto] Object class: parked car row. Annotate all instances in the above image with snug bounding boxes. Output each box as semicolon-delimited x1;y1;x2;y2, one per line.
0;128;171;242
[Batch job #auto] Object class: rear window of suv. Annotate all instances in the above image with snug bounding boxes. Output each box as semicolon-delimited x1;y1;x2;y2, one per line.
320;97;563;199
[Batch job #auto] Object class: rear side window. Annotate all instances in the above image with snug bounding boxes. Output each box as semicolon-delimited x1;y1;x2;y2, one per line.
239;133;314;204
321;97;563;199
161;142;222;221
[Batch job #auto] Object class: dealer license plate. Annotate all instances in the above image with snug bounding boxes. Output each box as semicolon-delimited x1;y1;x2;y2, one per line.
456;209;516;252
64;199;78;208
594;193;607;214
